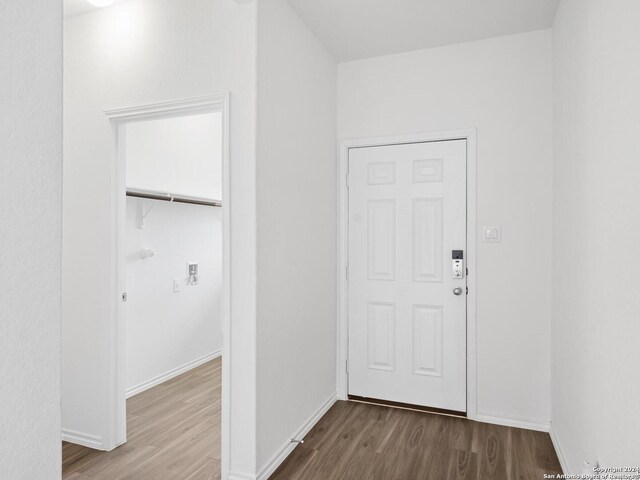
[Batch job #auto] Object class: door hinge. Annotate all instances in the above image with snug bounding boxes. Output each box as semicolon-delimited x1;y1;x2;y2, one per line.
466;267;469;276
122;292;128;302
466;287;469;295
346;174;350;188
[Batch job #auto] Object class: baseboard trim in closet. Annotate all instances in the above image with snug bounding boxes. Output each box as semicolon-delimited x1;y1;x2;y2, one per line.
126;349;222;398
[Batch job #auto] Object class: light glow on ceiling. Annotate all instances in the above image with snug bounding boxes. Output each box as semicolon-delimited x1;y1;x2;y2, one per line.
86;0;115;7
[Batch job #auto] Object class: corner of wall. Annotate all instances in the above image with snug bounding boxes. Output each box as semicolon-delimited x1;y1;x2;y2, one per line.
255;393;338;480
549;425;569;474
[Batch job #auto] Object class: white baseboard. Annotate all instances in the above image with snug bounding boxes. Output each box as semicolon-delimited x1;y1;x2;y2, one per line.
126;349;222;398
474;411;550;432
549;427;568;474
62;429;105;450
255;392;338;480
228;473;256;480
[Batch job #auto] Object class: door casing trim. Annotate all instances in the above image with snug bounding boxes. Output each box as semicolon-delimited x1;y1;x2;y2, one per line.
104;94;232;476
336;129;478;420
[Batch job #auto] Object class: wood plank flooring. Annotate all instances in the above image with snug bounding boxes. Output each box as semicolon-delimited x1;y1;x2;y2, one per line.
62;358;221;480
269;400;563;480
64;358;562;480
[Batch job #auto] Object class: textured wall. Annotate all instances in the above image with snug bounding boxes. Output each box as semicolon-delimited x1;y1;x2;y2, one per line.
552;0;640;472
256;0;338;473
338;30;553;427
63;0;258;473
0;1;63;478
125;199;222;393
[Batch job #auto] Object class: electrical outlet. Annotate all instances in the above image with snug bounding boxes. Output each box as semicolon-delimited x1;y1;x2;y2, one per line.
187;262;199;286
173;279;181;293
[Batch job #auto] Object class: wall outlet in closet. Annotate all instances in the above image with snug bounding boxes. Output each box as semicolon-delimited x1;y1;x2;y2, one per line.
187;262;199;286
173;279;182;293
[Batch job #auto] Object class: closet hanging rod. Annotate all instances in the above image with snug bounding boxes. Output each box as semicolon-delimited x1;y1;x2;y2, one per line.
126;189;222;207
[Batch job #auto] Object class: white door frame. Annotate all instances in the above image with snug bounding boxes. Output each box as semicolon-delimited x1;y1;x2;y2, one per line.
337;129;478;420
104;95;231;470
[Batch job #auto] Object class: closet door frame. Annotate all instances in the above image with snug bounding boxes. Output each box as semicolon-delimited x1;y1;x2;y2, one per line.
104;95;231;467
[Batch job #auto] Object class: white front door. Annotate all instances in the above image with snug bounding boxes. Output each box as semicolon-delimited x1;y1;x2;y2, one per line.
348;140;467;412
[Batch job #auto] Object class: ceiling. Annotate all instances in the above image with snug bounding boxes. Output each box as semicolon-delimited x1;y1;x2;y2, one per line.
285;0;561;61
64;0;561;60
64;0;128;19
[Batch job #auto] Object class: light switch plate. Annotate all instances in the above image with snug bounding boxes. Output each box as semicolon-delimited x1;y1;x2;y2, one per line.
173;279;182;293
482;226;501;243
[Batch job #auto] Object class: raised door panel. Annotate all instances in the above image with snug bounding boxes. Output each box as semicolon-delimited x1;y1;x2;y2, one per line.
368;200;396;281
367;302;396;372
412;305;443;377
412;198;443;283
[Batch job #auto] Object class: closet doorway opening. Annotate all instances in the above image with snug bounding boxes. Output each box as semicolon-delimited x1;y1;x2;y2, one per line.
62;96;230;478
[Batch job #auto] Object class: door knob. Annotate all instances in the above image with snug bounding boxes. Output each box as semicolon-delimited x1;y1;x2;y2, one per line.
453;287;463;296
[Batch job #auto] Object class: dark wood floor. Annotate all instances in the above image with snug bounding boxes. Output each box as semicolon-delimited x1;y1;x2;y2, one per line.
63;357;561;480
62;358;221;480
270;400;563;480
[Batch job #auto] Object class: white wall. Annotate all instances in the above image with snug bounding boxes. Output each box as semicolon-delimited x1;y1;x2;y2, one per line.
126;112;223;200
255;0;337;473
63;0;258;475
338;30;553;426
125;198;222;394
552;0;640;472
0;0;62;478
